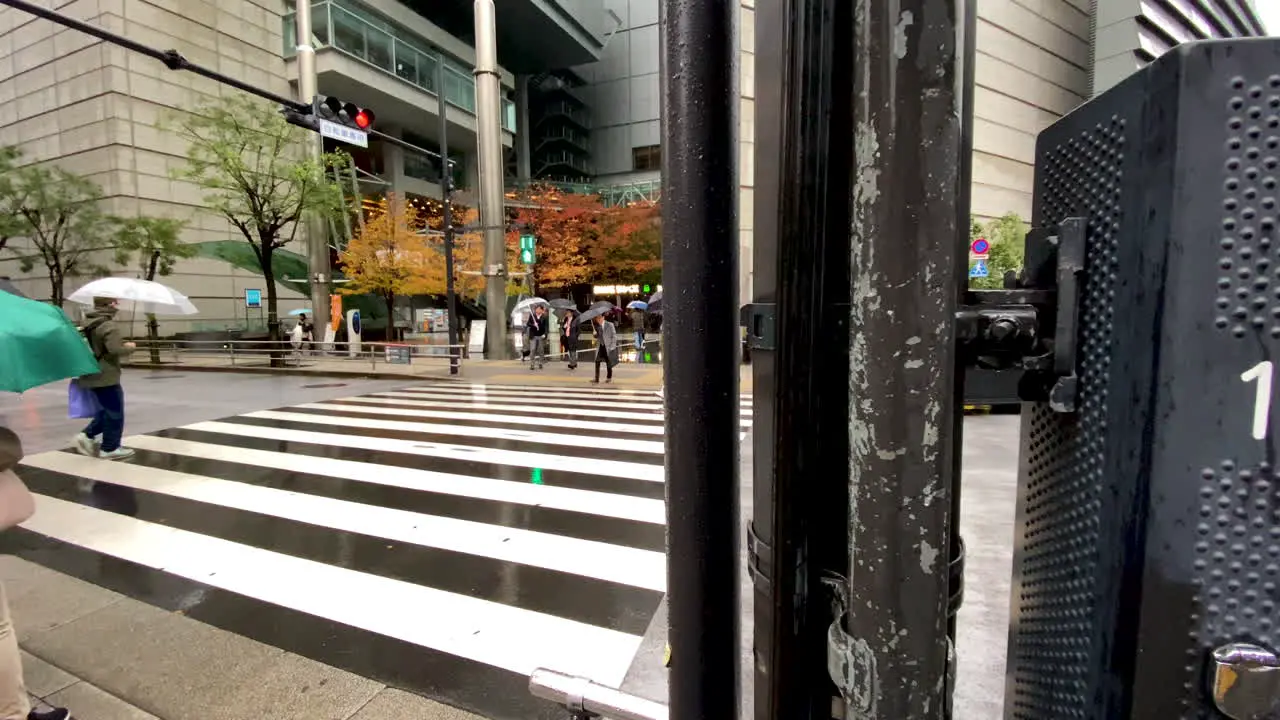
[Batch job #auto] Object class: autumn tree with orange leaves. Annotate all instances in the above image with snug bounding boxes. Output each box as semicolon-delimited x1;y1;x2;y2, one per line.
584;200;660;287
338;193;441;340
505;184;659;293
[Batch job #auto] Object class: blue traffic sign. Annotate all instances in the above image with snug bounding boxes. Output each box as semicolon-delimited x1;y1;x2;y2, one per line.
245;289;262;308
971;237;990;255
969;260;989;278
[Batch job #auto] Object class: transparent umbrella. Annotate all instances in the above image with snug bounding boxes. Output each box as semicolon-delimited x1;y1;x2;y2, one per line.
67;277;199;316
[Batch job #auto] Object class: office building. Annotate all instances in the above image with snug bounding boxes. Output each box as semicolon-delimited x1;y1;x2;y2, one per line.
0;0;1267;327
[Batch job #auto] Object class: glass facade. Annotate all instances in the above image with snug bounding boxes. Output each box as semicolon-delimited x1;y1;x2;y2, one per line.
283;0;516;131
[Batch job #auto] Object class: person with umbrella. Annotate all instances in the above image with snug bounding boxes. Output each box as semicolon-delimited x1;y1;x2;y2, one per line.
561;309;580;370
578;307;619;384
0;428;75;720
72;298;137;461
628;301;648;351
0;294;97;720
525;304;549;371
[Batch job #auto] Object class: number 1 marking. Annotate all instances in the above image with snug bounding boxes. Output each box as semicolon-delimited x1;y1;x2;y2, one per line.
1241;361;1273;440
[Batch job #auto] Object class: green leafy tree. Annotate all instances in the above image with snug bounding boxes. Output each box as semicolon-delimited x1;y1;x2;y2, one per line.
114;216;193;362
4;161;114;306
969;212;1027;289
0;146;22;253
169;93;348;350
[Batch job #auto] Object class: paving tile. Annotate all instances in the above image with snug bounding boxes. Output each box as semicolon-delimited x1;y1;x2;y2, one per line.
22;598;286;720
1;557;124;642
346;688;485;720
216;652;383;720
46;681;160;720
20;649;77;697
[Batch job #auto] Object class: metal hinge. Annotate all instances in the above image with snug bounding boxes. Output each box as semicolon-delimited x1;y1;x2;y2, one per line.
744;303;777;351
746;522;772;593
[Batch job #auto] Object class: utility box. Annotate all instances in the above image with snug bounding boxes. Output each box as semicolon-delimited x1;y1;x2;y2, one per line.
1006;37;1280;719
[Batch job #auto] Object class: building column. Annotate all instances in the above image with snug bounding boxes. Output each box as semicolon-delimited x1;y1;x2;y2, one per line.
382;126;406;190
516;74;532;180
737;0;756;305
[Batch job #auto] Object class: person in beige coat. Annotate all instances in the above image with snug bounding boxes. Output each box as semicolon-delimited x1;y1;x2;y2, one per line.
0;428;72;720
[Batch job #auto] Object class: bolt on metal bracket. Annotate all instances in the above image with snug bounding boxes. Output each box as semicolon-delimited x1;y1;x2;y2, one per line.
1211;643;1280;720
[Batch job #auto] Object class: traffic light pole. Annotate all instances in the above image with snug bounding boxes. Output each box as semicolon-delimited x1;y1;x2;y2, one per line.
474;0;509;357
294;4;331;347
839;0;962;716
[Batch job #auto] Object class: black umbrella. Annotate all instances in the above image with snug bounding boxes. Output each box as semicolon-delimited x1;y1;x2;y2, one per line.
647;290;663;315
576;303;616;324
549;298;576;310
0;278;25;298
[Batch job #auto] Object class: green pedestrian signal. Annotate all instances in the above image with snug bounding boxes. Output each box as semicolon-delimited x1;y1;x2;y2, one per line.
521;248;535;264
643;284;651;293
519;234;535;251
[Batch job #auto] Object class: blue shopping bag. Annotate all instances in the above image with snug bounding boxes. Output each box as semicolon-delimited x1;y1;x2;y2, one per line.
67;380;99;419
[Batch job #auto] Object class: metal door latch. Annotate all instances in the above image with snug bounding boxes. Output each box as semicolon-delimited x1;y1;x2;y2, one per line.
1211;643;1280;720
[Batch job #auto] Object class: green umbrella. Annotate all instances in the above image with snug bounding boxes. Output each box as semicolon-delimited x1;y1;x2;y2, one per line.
0;291;100;393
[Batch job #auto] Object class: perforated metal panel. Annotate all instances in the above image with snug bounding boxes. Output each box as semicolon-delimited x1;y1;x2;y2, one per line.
1009;115;1130;720
1006;38;1280;720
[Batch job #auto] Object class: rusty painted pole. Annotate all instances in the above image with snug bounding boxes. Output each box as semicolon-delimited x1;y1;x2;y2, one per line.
843;0;962;717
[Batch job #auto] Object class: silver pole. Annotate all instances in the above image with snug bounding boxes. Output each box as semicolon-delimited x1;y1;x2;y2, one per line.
473;0;508;356
529;669;668;720
295;3;330;345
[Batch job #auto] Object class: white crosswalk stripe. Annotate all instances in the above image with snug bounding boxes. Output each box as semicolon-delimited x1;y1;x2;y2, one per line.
5;380;753;720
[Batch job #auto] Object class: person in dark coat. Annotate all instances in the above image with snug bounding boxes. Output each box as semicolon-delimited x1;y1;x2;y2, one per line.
525;305;548;370
562;310;580;370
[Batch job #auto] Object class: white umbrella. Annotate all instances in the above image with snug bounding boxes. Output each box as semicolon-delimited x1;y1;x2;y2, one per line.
67;277;199;316
513;296;549;313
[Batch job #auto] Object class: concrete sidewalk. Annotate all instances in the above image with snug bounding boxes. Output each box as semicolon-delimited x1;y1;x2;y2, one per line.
3;556;480;720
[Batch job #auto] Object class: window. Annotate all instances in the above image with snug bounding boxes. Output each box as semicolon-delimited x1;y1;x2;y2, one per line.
632;145;660;172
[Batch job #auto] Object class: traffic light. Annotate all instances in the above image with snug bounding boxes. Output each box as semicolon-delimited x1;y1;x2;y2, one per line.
520;234;535;265
279;96;375;148
317;95;374;132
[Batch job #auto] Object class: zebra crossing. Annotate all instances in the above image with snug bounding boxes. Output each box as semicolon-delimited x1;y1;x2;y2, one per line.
2;381;753;719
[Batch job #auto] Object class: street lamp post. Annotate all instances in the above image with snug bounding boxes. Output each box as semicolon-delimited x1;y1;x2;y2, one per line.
474;0;508;357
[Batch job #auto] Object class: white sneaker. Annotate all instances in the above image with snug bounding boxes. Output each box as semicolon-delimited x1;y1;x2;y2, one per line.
98;447;135;461
72;433;98;457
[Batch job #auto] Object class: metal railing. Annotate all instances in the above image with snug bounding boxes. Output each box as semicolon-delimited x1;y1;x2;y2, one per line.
283;0;517;132
125;338;463;376
529;669;667;720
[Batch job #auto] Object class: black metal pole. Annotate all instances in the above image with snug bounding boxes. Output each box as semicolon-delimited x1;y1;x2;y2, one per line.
437;62;460;375
661;0;739;718
845;0;962;716
947;0;978;648
751;0;853;717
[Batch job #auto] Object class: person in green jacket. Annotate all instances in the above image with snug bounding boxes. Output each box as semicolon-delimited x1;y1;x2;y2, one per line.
73;298;136;461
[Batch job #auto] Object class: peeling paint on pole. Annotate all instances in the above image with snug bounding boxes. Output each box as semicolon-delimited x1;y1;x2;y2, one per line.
844;0;961;717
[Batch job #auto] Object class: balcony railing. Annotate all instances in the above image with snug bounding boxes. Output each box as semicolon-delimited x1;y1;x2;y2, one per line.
505;178;662;207
537;151;593;176
284;0;516;132
535;127;590;150
537;101;590;129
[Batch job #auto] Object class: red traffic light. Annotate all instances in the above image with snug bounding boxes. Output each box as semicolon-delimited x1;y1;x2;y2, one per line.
354;109;372;130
